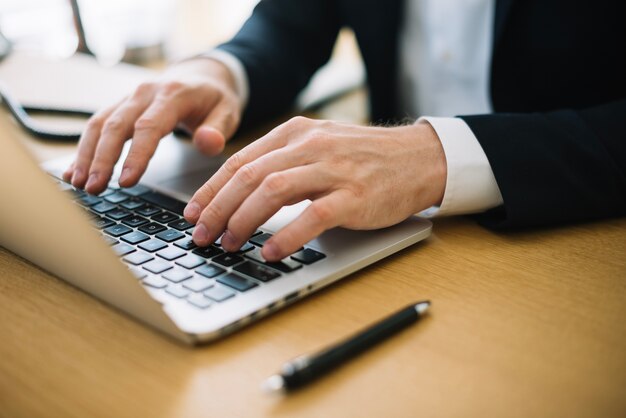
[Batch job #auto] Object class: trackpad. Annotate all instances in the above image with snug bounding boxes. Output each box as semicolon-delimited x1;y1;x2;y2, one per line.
157;169;216;198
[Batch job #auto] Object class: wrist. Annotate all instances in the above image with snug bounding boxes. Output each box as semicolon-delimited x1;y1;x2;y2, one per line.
399;122;447;208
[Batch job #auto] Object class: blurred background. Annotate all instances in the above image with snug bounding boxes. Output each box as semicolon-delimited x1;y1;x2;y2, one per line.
0;0;259;65
0;0;365;121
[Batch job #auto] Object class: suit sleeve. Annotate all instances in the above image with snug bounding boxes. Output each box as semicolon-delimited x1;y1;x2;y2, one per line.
216;0;342;128
461;99;626;229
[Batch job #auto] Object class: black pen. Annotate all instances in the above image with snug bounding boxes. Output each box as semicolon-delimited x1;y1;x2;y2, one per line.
262;300;431;393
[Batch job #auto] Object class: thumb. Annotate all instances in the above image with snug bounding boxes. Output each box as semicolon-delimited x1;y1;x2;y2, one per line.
192;101;240;156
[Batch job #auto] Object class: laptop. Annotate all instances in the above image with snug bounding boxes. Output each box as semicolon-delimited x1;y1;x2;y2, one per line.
0;110;432;344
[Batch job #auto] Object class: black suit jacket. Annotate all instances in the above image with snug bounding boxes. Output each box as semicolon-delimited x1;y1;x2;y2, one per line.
218;0;626;229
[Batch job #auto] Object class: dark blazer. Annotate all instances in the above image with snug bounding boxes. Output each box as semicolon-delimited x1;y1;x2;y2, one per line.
218;0;626;229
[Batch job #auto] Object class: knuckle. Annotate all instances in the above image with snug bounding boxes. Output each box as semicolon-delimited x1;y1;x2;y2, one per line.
85;115;105;131
103;116;125;133
135;81;156;96
134;117;159;133
309;201;334;225
223;151;245;175
262;172;290;199
161;80;185;96
288;116;310;127
234;163;259;189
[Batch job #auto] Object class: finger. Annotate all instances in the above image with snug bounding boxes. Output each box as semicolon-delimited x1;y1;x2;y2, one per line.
192;100;240;156
262;190;350;261
219;164;332;252
70;103;118;189
62;162;75;182
184;121;299;223
84;96;153;194
118;96;181;187
191;149;314;247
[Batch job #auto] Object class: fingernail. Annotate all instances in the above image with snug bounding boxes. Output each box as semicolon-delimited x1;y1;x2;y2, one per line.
184;201;201;220
193;223;209;244
85;172;99;190
71;168;83;185
221;230;236;250
119;167;133;184
262;241;281;261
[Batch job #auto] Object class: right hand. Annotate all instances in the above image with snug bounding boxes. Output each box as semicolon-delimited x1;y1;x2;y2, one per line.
63;58;242;195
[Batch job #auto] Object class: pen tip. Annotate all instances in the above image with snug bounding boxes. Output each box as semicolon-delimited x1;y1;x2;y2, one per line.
415;301;431;315
261;375;285;394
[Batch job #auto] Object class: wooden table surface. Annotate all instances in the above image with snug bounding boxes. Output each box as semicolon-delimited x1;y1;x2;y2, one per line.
1;121;625;417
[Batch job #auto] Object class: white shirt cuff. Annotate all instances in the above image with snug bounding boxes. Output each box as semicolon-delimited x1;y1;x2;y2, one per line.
418;116;503;217
197;49;249;109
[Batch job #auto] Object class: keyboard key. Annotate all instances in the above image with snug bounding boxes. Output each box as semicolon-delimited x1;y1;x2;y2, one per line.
249;232;273;247
157;246;186;261
138;239;168;252
192;246;223;259
84;209;102;220
92;201;118;214
142;276;169;289
112;242;135;256
97;188;116;197
204;285;235;302
120;184;151;197
217;272;258;292
195;263;225;278
166;284;191;299
233;261;281;282
106;208;131;220
175;254;206;270
244;248;302;272
103;224;133;237
123;251;154;265
237;242;255;253
187;294;212;309
104;192;129;204
155;229;185;243
93;217;116;229
77;195;102;207
141;191;187;215
129;267;147;280
152;212;179;224
185;227;195;236
120;197;145;210
121;231;150;245
143;259;173;274
122;215;149;228
135;205;161;217
291;248;326;264
168;219;194;231
162;269;193;283
183;276;215;292
174;237;197;250
101;235;118;245
212;253;244;267
138;222;167;235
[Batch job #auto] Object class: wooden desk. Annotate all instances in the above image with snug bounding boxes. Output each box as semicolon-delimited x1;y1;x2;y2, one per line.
1;110;625;417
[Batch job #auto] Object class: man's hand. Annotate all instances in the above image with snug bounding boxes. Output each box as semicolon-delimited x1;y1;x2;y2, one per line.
63;59;242;195
184;117;447;262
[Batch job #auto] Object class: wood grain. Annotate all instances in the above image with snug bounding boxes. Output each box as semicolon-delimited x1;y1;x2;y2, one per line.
1;213;625;418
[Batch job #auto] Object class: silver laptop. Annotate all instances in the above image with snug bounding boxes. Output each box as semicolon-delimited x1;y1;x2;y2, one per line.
0;110;432;344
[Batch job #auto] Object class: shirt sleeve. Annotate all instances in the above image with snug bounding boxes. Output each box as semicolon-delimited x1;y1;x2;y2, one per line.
418;116;504;217
196;49;250;109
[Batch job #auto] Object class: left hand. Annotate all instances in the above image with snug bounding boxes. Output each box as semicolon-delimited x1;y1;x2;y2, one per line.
183;116;447;261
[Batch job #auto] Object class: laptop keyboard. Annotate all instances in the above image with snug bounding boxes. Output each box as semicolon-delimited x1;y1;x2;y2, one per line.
56;180;326;310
